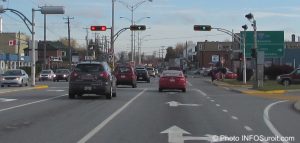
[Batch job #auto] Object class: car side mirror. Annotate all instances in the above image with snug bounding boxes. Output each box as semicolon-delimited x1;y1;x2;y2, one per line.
23;74;26;76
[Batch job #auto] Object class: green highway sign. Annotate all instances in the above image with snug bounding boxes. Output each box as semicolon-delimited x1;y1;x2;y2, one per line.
240;31;284;58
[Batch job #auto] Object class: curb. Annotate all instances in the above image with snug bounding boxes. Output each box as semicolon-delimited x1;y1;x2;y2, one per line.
241;90;287;94
34;85;49;89
294;101;300;112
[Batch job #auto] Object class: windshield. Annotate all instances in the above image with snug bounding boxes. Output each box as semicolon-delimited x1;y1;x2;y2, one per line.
41;70;51;74
56;70;69;74
4;70;22;76
75;64;104;73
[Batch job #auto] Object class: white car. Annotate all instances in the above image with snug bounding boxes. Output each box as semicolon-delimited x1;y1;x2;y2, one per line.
1;69;29;87
39;70;55;81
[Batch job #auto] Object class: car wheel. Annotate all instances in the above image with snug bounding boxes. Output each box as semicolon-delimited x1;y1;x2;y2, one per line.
1;85;4;87
159;88;163;92
106;86;112;99
147;79;150;83
68;89;76;99
19;80;23;87
283;79;291;86
182;88;186;92
112;91;117;97
132;83;137;88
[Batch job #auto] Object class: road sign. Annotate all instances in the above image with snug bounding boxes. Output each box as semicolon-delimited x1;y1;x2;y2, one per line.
211;55;219;63
241;31;284;58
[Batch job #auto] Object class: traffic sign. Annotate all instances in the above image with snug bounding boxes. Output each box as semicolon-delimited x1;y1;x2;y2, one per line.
241;31;284;58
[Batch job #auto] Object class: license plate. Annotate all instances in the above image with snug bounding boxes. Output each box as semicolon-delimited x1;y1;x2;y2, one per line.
84;86;92;90
170;79;175;82
121;75;126;78
139;77;143;79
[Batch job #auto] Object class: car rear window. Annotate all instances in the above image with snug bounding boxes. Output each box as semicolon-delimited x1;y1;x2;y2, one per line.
118;67;131;73
162;71;182;77
75;64;104;73
136;69;146;73
41;70;51;74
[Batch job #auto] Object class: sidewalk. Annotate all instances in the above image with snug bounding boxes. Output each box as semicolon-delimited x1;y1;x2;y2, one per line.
210;79;300;112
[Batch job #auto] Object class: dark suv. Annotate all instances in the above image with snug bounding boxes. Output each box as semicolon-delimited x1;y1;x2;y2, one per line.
69;61;116;99
277;68;300;86
115;65;137;88
136;69;150;83
53;69;70;82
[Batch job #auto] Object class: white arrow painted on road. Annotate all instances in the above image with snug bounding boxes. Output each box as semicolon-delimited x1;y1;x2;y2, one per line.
166;101;201;107
0;98;17;102
160;125;191;143
161;125;221;143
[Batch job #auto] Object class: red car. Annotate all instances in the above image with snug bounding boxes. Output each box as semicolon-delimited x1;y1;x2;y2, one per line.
115;65;137;88
225;71;238;79
159;70;186;92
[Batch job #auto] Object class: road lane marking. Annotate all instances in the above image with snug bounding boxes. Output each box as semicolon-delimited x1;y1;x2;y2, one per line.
187;81;192;87
264;100;289;143
0;94;67;112
210;100;215;102
244;126;253;131
193;89;207;96
47;90;65;92
231;116;238;120
223;87;230;90
222;109;228;112
216;104;220;107
0;98;17;102
77;88;148;143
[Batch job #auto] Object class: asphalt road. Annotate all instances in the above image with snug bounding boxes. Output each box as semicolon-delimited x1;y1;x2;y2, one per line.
0;77;299;143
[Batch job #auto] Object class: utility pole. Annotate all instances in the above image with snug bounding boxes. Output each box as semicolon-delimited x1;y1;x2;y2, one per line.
83;27;89;57
43;13;47;70
17;31;20;68
63;16;74;70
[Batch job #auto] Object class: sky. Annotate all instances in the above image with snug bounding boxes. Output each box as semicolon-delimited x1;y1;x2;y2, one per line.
1;0;300;55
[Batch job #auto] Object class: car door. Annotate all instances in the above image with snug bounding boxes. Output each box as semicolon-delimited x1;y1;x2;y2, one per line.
293;69;300;83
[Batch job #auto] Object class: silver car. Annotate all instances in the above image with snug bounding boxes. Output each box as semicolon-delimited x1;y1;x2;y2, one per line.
39;70;55;81
1;69;29;87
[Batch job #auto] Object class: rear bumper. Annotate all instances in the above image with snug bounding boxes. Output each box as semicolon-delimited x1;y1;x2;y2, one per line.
137;76;149;81
159;82;186;89
116;79;134;85
69;81;109;95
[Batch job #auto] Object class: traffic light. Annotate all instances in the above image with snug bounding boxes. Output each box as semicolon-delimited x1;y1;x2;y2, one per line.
251;48;257;58
194;25;212;31
90;26;107;31
130;25;146;31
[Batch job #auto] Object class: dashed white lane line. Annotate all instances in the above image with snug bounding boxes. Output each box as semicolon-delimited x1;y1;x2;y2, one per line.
77;88;148;143
193;89;207;96
216;104;220;107
223;87;230;90
222;109;228;112
264;100;290;143
244;126;253;131
0;98;17;102
210;100;215;102
0;94;67;112
231;116;239;120
187;81;192;87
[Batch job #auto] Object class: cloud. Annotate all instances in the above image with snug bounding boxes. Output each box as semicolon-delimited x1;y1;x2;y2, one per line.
255;11;300;18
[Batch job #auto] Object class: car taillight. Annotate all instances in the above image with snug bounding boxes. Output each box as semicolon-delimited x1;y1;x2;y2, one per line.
100;71;109;79
176;77;185;81
70;72;78;80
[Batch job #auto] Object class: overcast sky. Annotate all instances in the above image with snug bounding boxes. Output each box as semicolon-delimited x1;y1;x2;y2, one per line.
1;0;300;54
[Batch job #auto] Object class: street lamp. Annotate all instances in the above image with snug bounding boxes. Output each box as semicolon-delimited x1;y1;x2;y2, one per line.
138;34;151;64
245;13;259;88
116;0;153;64
120;16;150;63
242;24;248;84
0;5;64;86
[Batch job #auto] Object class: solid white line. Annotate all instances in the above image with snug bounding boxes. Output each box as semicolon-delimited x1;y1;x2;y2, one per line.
231;116;239;120
222;109;228;112
193;89;207;96
0;94;67;112
244;126;253;131
216;104;220;107
77;88;148;143
264;100;289;143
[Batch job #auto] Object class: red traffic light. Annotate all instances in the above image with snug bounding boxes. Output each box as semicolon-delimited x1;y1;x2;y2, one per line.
90;26;107;31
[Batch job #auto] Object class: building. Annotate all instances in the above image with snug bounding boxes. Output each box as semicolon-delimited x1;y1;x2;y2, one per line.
0;32;29;55
195;41;240;70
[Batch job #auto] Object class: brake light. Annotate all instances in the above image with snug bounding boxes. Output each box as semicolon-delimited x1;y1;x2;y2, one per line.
100;71;109;79
71;72;78;77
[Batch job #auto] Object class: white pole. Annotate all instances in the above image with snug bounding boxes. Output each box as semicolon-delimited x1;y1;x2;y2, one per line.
243;30;247;84
0;16;2;33
31;9;36;86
